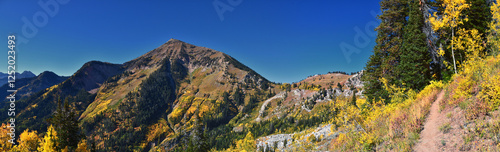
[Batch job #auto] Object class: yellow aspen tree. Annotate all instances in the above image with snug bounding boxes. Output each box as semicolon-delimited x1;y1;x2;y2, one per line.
429;0;470;74
75;139;89;152
454;28;484;62
38;125;58;152
62;146;69;152
0;123;14;151
14;129;41;151
235;131;256;151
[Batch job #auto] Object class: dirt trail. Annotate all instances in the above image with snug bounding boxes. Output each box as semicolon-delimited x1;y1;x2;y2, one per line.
255;91;284;122
414;90;445;152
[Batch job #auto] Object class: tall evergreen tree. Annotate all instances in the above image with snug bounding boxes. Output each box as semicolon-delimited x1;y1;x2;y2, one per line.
233;87;244;105
363;0;408;103
462;0;492;55
398;0;432;90
463;0;492;39
48;96;82;150
187;115;209;152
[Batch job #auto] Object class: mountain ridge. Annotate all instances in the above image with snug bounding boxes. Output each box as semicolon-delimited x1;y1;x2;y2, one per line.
1;38;363;151
0;71;36;86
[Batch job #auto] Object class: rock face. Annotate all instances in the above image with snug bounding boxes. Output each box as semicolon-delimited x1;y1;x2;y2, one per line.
344;70;364;88
341;70;365;97
256;71;366;123
256;124;339;151
256;134;293;151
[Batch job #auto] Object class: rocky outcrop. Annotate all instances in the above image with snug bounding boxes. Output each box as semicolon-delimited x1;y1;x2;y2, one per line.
256;124;339;151
341;70;365;97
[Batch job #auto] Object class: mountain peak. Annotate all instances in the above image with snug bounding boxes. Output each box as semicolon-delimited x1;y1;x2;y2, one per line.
167;38;183;43
21;70;34;75
38;71;59;78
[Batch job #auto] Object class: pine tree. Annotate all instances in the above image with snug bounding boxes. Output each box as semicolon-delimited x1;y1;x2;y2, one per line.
363;0;408;103
48;96;82;150
351;90;358;107
363;50;388;103
222;91;230;117
187;115;209;152
463;0;492;45
233;87;244;105
398;0;432;90
488;0;500;55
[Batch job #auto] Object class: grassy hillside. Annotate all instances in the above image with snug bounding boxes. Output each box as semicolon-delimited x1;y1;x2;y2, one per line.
214;55;499;152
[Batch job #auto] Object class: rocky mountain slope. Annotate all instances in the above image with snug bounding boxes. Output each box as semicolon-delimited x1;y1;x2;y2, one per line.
0;71;69;130
0;61;124;136
1;39;366;151
1;39;276;151
237;71;364;151
83;39;272;151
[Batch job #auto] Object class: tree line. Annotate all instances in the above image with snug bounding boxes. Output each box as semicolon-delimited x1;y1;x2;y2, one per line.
363;0;493;103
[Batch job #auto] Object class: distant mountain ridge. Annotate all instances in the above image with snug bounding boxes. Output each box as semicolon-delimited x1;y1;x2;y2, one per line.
0;71;68;129
0;71;36;86
0;71;69;99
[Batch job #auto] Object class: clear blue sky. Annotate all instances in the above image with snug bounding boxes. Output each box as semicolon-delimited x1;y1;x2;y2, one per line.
0;0;380;83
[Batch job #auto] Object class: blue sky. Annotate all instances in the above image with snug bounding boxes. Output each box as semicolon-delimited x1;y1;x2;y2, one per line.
0;0;380;83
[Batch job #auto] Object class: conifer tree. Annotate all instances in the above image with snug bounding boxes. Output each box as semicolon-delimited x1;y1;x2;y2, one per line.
363;0;408;103
187;115;209;152
351;90;358;107
488;0;500;55
233;87;244;105
398;0;432;90
48;96;82;150
463;0;492;43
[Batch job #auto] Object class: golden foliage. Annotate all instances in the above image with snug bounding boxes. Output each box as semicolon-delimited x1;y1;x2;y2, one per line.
331;80;444;151
146;118;171;143
38;125;58;152
445;54;500;119
430;0;470;73
13;129;41;152
480;73;500;111
429;0;469;31
0;123;14;151
75;139;89;152
222;132;256;152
